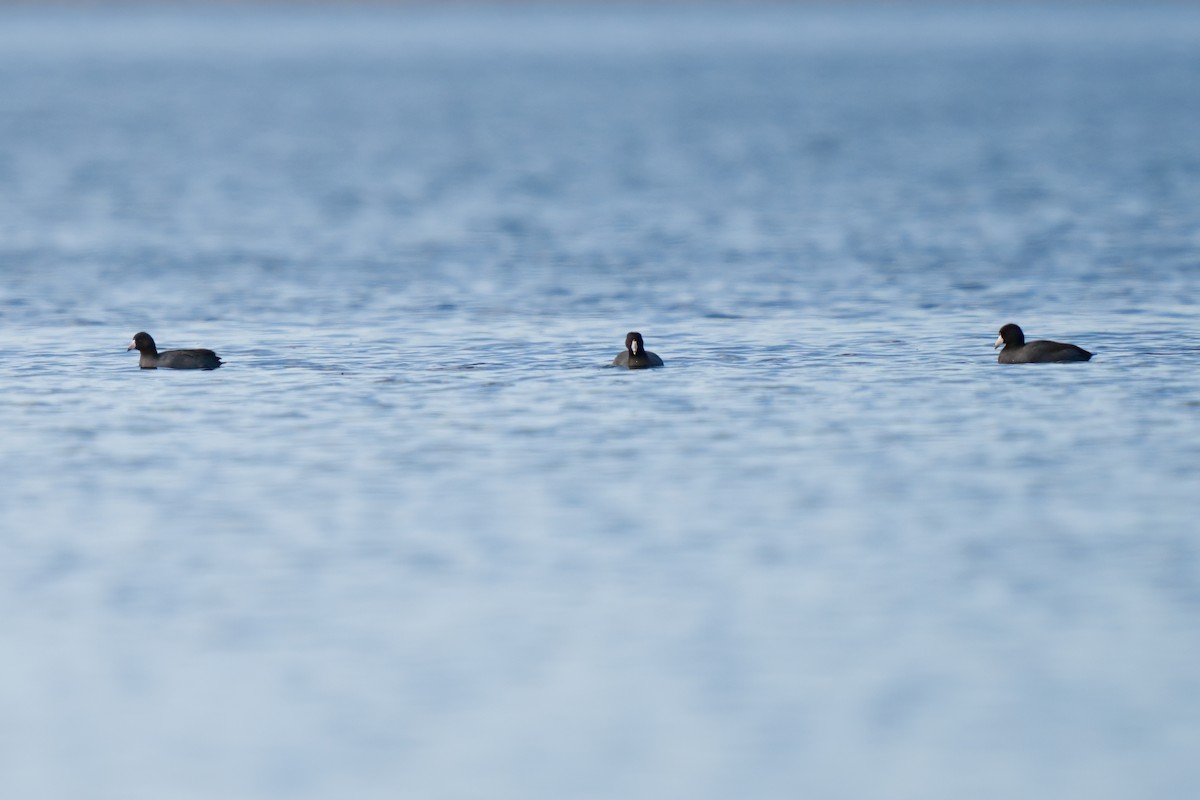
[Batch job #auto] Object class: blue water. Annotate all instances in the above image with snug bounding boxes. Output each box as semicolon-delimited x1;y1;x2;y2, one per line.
2;4;1199;798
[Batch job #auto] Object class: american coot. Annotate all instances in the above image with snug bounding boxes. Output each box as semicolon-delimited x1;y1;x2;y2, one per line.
612;331;664;369
994;323;1092;363
127;332;222;370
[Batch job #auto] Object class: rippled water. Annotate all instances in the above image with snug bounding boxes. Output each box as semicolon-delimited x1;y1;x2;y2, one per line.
2;5;1200;799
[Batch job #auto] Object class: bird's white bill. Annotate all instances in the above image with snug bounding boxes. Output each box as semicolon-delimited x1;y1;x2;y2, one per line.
993;335;1004;349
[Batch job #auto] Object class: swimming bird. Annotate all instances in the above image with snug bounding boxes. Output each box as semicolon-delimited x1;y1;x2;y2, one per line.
994;323;1092;363
127;332;222;370
612;331;664;369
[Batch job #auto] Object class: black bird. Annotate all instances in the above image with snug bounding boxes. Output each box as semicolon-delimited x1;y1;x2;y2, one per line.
612;331;664;369
994;323;1091;363
127;331;222;370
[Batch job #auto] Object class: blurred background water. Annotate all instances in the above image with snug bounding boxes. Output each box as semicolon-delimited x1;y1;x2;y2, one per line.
1;3;1199;798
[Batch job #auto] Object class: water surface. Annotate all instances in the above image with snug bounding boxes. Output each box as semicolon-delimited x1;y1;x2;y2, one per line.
1;5;1199;799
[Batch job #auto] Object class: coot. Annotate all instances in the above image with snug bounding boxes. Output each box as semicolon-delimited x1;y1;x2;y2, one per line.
994;323;1091;363
127;332;222;370
612;332;664;369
